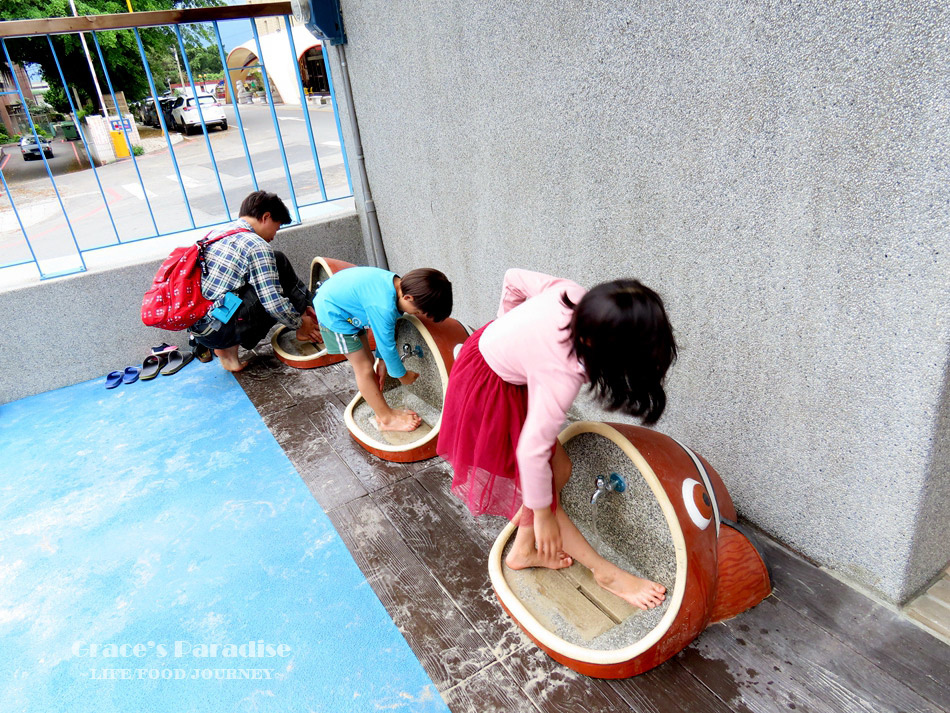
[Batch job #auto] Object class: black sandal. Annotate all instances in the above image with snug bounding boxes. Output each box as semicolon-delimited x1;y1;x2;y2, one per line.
188;335;214;363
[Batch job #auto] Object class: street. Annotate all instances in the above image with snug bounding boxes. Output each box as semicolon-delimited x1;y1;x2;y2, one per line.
1;138;89;183
0;101;351;274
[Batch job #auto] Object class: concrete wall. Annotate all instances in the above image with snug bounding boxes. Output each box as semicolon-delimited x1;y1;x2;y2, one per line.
333;0;949;604
0;211;365;405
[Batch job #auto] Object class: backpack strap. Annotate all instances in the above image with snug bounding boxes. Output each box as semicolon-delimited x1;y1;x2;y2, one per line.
196;226;252;277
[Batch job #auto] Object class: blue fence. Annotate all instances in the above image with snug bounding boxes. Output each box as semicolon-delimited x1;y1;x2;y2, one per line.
0;9;352;280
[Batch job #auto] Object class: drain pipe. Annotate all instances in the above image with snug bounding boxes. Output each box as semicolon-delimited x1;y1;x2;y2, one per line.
333;44;388;269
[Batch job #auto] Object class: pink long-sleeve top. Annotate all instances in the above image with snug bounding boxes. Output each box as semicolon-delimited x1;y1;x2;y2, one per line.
479;269;588;511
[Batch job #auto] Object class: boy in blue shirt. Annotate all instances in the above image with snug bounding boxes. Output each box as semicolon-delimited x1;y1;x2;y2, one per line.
314;266;453;432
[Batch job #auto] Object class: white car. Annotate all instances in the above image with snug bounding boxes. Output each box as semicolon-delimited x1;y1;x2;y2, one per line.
170;94;228;134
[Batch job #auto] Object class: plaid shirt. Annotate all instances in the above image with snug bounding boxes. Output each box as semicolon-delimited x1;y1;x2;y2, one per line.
199;219;302;329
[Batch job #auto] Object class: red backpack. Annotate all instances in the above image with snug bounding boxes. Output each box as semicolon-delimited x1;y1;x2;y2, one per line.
141;228;245;331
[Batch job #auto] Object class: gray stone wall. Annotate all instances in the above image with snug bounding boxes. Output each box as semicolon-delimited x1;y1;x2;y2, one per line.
334;0;949;603
0;212;365;405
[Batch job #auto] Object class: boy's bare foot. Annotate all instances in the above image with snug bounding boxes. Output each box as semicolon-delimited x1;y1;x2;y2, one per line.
214;347;246;373
376;409;422;432
506;546;573;571
594;566;666;609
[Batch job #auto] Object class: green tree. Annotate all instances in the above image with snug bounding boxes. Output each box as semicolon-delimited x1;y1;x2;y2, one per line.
42;84;71;113
188;44;223;78
143;45;178;93
1;0;224;112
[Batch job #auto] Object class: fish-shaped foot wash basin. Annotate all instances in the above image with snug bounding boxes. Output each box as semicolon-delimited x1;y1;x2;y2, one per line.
344;314;470;462
489;420;771;678
272;257;374;369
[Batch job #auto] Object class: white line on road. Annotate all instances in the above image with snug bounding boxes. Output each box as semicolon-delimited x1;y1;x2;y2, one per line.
123;183;157;201
166;174;202;188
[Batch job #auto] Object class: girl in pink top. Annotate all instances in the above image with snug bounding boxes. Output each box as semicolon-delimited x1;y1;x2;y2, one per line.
437;268;677;609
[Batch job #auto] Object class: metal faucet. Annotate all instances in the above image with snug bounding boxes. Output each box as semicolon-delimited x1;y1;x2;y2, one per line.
401;343;424;361
591;473;626;505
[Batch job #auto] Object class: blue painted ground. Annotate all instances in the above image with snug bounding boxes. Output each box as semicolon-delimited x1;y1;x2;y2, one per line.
0;363;449;713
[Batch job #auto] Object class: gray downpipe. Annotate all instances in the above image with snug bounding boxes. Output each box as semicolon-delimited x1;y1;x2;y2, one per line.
333;43;388;269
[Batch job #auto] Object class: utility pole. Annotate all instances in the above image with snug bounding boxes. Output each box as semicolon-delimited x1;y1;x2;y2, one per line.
68;0;108;119
172;46;186;92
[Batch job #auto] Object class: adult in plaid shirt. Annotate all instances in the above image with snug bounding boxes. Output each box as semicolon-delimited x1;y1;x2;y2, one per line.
191;191;321;372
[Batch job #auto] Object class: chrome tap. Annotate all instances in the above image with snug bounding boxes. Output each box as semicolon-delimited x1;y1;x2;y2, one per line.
401;343;424;361
590;473;626;505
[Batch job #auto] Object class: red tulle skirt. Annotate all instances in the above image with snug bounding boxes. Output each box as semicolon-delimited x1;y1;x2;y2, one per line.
437;323;551;521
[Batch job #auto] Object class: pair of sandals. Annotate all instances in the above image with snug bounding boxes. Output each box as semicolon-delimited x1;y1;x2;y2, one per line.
106;366;145;388
140;348;195;379
105;344;195;389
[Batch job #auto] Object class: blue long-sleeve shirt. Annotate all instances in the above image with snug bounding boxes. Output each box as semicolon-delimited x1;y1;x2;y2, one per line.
313;266;407;378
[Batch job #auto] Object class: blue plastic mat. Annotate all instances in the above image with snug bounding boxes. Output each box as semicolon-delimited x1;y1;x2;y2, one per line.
0;364;449;713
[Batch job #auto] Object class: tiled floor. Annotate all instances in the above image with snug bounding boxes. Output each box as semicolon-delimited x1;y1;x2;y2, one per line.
235;339;950;713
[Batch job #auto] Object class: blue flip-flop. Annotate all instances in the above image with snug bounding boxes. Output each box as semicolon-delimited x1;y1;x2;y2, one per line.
105;370;123;389
122;366;140;384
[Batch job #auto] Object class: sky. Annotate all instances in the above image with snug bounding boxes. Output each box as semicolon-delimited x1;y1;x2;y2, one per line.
217;16;255;54
218;0;261;52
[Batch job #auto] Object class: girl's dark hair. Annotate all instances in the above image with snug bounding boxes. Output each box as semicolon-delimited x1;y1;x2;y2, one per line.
563;280;677;424
239;191;292;225
400;268;453;322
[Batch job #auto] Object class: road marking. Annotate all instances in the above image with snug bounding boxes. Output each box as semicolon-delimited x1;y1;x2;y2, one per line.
278;117;305;122
122;183;156;201
320;141;341;148
167;174;201;188
70;141;82;167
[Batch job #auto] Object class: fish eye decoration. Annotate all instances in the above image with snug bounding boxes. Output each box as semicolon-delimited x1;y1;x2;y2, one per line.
682;477;713;530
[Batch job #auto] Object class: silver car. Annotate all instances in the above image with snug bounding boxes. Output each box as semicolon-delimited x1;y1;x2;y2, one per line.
20;135;53;161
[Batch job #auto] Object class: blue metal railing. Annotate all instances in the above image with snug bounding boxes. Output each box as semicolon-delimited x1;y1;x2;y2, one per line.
91;29;161;237
174;23;231;220
249;20;299;223
48;33;123;243
284;16;327;203
211;22;258;197
1;39;87;277
0;12;353;281
132;27;196;229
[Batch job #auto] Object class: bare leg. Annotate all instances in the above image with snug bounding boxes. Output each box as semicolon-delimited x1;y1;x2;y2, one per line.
553;504;666;610
345;337;421;432
505;443;574;570
214;345;246;373
508;442;667;610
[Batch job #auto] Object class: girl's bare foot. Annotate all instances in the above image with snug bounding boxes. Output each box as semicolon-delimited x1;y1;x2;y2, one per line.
594;566;666;609
376;409;422;432
506;546;573;571
214;347;246;373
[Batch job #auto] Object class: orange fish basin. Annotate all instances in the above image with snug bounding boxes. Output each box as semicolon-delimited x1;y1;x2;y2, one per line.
489;421;771;679
272;256;375;369
343;315;470;462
